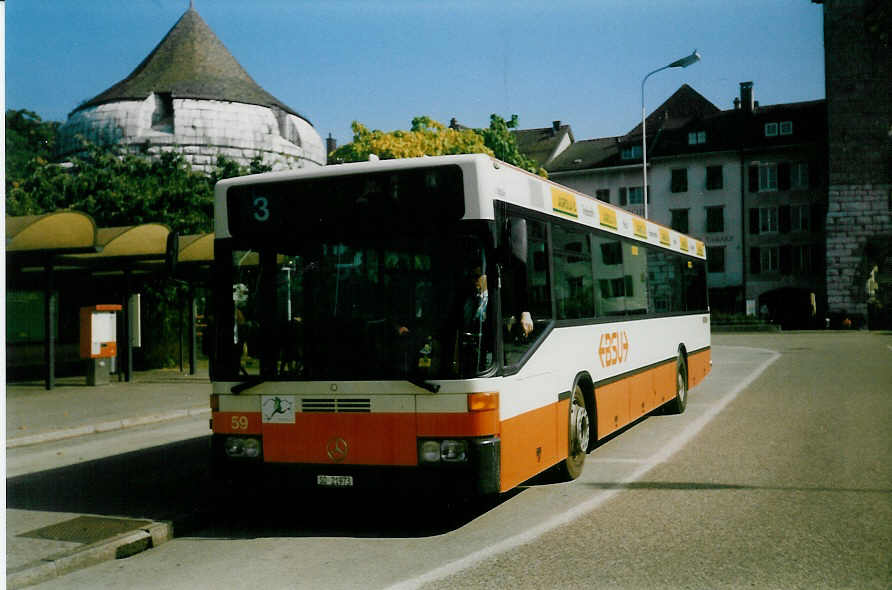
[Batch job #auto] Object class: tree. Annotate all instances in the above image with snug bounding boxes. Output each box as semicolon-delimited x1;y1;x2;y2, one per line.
5;109;60;185
6;140;271;234
330;114;546;176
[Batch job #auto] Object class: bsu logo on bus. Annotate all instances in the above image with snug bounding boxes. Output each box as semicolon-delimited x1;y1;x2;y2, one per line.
598;330;630;368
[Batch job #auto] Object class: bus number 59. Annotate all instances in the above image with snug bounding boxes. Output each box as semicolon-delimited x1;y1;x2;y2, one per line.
231;415;249;430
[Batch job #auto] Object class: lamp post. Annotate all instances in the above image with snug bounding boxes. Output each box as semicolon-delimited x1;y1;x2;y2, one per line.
641;50;700;219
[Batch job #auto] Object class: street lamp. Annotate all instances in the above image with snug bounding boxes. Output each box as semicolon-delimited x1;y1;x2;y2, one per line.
641;49;701;219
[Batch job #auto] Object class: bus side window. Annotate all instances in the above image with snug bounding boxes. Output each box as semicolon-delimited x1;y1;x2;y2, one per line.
592;234;626;316
502;215;552;367
552;222;594;319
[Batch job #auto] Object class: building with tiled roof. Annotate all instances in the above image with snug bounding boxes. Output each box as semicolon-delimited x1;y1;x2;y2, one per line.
534;82;828;327
57;5;325;172
512;121;575;168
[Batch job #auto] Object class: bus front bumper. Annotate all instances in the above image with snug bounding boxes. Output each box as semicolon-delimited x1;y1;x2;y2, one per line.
211;434;501;496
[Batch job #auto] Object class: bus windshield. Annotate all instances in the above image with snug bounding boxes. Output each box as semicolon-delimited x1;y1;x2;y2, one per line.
224;233;494;382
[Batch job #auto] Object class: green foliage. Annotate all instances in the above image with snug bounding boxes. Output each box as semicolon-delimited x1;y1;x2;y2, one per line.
330;114;547;177
5;109;60;184
6;136;271;235
478;114;546;176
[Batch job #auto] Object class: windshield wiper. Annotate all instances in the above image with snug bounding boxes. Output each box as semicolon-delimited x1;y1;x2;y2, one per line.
407;375;440;393
231;377;266;394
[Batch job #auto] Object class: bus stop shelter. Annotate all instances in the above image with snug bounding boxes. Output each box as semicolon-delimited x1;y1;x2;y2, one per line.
6;212;213;389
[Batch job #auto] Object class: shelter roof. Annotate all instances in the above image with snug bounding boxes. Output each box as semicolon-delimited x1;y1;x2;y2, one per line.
72;7;307;122
6;212;98;253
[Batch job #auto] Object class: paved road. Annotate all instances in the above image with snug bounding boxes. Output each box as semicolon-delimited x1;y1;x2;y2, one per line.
11;333;891;589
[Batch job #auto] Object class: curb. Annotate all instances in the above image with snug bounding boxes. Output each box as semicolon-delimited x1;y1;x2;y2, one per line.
6;407;210;449
6;521;173;590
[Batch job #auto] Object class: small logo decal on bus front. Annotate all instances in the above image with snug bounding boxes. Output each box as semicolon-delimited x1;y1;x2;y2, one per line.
326;437;349;462
598;331;630;367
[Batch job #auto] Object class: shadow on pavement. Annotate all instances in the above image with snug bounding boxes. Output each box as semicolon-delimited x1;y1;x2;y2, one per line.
6;438;514;540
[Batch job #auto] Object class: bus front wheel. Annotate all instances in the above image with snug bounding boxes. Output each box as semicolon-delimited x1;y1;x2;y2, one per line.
556;384;590;481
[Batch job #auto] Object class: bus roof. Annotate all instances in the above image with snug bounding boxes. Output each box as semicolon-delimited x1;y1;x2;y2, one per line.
214;154;705;260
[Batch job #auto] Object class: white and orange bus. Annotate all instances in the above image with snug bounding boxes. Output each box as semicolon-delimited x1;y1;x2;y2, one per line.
209;154;710;495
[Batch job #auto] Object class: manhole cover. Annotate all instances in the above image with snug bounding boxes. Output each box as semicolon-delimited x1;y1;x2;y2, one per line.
19;516;152;545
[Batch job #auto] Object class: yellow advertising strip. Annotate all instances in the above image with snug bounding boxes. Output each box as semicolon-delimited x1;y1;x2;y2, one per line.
695;240;705;257
633;218;647;239
551;187;578;218
597;204;617;229
680;236;689;253
659;227;670;246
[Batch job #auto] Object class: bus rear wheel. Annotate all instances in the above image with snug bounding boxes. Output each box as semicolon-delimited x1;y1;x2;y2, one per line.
556;384;590;481
664;355;688;415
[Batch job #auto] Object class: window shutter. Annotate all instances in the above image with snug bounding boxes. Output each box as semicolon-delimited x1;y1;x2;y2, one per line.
750;247;761;274
779;205;791;234
749;208;760;234
778;162;791;191
619;187;627;206
748;166;759;192
779;245;792;275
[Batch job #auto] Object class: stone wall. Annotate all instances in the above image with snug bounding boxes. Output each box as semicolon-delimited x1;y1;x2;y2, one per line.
58;96;326;173
825;185;892;318
821;0;892;321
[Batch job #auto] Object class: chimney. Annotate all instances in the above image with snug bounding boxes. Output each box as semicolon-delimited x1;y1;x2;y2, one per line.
740;81;754;114
326;133;337;154
551;120;561;136
733;97;741;110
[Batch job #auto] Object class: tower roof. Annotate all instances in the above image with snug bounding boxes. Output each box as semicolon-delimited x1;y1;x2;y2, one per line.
72;7;307;122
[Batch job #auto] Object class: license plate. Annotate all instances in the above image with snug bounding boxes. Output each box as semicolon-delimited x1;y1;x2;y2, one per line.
317;475;353;488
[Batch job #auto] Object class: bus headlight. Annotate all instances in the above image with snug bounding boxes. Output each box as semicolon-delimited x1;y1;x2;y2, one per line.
224;436;262;459
418;439;469;464
420;440;442;464
440;440;468;463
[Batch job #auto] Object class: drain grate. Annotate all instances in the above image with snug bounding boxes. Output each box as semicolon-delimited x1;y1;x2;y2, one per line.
19;516;152;545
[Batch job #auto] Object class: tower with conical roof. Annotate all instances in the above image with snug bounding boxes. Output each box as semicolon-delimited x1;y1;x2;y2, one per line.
58;5;325;172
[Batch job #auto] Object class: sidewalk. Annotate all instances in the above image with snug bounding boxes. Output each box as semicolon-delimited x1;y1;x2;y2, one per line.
5;369;212;589
6;368;211;448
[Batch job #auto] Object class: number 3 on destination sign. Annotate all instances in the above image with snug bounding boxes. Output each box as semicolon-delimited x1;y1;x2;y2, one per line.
252;196;270;222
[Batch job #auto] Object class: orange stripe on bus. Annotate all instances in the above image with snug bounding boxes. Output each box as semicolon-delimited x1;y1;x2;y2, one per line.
499;400;564;491
417;409;498;437
688;348;712;389
264;413;418;465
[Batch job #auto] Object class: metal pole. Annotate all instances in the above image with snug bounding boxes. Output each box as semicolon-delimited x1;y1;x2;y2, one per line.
44;263;56;390
189;287;197;375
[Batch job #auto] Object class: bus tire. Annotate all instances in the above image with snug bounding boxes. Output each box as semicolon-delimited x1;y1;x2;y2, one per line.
665;355;688;415
555;384;590;481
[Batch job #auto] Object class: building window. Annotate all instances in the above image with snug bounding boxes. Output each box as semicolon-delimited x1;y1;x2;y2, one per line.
705;206;724;233
706;165;723;190
707;246;725;273
760;247;779;273
671;168;688;193
688;131;706;145
792;162;809;189
791;204;810;232
764;122;778;137
621;145;642;160
759;164;778;191
793;245;813;273
628;186;644;205
151;92;174;133
780;121;793;136
595;189;610;203
759;207;778;233
670;209;689;234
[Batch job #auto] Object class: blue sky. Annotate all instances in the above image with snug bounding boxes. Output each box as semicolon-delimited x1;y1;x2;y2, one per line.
6;0;825;145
